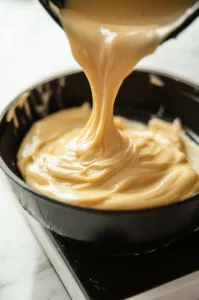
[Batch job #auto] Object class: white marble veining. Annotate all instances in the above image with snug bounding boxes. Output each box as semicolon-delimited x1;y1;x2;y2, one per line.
0;0;198;299
0;170;70;300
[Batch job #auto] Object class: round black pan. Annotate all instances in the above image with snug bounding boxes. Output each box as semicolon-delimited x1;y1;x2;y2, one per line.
0;70;199;254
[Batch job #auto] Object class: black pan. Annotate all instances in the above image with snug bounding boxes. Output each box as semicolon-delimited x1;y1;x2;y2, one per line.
0;70;199;254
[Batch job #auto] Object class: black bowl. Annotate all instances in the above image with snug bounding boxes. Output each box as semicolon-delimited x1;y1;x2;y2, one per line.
0;70;199;254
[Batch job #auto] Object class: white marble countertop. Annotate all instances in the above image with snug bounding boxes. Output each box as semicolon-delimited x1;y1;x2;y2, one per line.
0;1;198;299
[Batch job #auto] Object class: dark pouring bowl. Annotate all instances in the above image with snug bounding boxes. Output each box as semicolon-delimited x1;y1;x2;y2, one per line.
0;70;199;255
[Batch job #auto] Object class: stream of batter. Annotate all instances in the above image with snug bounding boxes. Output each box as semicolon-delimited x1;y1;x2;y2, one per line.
18;0;199;209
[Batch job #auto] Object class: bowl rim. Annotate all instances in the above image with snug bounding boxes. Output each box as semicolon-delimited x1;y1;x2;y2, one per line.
0;68;199;215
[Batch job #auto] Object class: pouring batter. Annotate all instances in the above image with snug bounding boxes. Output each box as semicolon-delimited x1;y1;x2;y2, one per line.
17;0;199;209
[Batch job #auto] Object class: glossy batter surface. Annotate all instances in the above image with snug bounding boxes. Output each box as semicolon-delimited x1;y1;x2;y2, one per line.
18;104;199;209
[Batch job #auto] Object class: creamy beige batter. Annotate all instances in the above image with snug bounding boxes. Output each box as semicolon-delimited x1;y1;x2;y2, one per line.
17;0;199;209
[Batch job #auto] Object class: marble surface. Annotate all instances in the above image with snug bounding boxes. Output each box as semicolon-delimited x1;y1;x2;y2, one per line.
0;1;199;299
